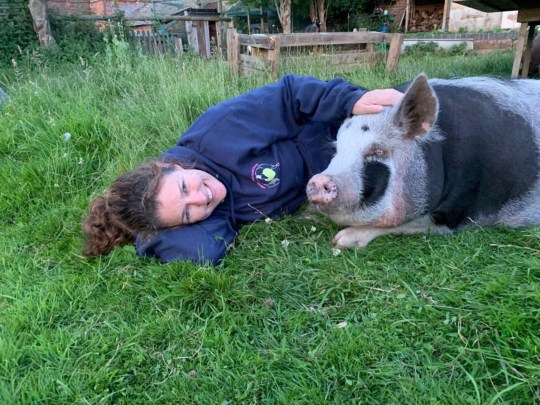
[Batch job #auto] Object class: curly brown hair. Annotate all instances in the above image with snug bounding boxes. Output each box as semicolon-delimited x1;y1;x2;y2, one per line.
82;161;170;257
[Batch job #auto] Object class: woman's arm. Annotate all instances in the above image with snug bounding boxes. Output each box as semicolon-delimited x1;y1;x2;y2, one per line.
179;74;369;152
135;215;236;266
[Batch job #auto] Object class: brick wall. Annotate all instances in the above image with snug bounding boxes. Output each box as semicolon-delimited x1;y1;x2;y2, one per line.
388;0;407;23
48;0;92;15
48;0;150;16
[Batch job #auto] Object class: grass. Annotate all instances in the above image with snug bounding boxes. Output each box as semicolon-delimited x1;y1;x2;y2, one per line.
0;46;539;403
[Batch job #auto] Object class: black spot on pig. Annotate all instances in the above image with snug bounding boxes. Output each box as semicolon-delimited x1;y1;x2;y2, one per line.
427;85;538;228
360;161;389;207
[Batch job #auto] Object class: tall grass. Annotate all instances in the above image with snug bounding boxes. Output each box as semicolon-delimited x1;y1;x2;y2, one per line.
1;47;538;403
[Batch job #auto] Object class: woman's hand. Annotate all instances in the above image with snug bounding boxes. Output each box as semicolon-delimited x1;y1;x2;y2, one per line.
352;89;404;115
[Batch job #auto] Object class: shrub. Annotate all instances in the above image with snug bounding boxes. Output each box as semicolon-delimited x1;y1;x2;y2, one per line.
404;41;472;57
0;0;38;66
49;19;106;61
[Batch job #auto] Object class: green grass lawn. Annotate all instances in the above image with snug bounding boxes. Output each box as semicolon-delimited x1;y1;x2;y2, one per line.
0;47;539;403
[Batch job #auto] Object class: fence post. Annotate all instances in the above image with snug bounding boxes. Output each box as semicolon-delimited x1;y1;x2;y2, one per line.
173;35;183;54
268;35;281;78
386;33;403;72
227;28;240;76
143;31;150;53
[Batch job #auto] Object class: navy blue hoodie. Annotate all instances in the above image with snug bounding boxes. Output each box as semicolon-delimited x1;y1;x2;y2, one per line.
135;74;367;265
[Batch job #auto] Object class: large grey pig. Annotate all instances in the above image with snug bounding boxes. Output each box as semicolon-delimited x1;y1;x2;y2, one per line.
306;74;540;248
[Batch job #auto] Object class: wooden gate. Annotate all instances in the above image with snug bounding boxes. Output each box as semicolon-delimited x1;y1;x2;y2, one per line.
227;29;403;77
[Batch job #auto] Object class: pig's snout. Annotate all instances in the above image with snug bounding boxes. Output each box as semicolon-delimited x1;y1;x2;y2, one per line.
307;174;337;206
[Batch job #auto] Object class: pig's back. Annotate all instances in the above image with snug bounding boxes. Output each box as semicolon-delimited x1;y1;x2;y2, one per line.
419;78;540;228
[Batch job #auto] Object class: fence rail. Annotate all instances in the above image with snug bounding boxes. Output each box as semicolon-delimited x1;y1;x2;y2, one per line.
227;29;403;77
128;32;183;55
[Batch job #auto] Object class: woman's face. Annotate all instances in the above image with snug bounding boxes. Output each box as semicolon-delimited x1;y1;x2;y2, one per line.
156;166;227;227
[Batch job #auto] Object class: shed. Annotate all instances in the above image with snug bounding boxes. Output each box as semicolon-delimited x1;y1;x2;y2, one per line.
386;0;521;32
117;1;196;32
163;8;231;58
454;0;539;77
224;4;279;34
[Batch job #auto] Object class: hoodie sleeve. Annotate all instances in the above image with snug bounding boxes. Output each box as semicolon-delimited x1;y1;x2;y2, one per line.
135;215;236;266
179;74;368;150
276;74;368;125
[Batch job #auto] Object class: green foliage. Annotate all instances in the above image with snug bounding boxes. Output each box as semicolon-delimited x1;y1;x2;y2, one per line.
1;49;539;403
327;0;375;31
404;41;440;55
49;18;106;61
404;41;472;57
0;0;38;66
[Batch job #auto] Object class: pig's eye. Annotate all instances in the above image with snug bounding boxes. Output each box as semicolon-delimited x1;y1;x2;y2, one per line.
365;146;387;160
361;125;369;131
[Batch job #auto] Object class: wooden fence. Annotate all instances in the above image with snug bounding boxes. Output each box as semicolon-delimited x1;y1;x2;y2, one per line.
128;32;183;55
226;29;404;77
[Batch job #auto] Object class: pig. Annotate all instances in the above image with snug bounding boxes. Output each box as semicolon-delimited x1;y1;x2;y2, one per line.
530;35;540;76
306;73;540;248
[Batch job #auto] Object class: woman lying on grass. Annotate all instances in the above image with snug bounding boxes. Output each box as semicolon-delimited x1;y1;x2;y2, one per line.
83;74;403;265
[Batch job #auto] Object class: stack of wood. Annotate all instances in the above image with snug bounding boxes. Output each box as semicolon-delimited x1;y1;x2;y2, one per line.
409;7;443;32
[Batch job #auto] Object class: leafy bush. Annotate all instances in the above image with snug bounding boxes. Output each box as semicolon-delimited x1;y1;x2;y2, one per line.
0;0;38;66
49;19;106;61
404;41;472;57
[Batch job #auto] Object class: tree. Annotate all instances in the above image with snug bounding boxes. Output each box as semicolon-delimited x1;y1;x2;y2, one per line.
274;0;291;33
28;0;57;47
309;0;328;32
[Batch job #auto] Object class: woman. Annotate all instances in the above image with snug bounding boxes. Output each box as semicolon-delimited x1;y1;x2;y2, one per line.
83;74;403;265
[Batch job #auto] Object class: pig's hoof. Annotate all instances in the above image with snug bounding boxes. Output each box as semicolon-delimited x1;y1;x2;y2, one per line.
332;227;374;248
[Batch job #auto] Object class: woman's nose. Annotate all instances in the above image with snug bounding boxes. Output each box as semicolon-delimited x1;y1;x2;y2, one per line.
187;188;207;206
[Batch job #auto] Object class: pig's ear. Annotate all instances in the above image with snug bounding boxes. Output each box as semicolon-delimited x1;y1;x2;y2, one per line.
392;74;438;140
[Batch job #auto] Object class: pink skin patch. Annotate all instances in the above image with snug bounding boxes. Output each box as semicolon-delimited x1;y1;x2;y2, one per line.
421;122;432;132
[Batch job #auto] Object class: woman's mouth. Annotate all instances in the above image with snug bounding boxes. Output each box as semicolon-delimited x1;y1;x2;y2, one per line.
205;184;213;205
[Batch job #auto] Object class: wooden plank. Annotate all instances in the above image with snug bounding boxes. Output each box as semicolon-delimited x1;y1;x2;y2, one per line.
237;32;395;49
452;1;503;12
237;34;277;49
268;35;280;78
521;22;538;77
386;33;403;72
229;29;401;77
173;36;183;54
453;0;539;13
50;14;232;22
141;32;149;54
285;52;384;65
278;32;394;46
187;19;199;55
241;54;271;73
517;7;540;23
512;22;529;78
227;28;240;76
215;22;224;57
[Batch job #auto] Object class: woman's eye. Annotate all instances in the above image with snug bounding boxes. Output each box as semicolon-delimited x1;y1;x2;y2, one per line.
182;180;188;193
184;209;190;223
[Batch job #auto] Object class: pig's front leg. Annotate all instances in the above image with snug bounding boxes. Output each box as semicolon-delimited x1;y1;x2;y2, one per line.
332;226;386;248
332;216;450;248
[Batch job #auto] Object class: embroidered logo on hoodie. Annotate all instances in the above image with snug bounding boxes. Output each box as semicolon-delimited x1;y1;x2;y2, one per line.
251;162;280;189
